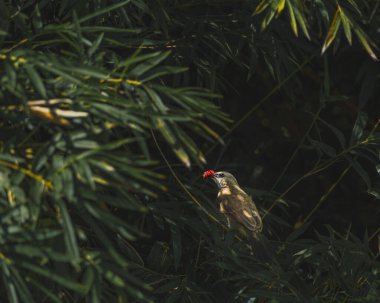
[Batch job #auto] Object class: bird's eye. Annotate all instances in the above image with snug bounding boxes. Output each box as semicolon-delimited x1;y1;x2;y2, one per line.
215;173;225;178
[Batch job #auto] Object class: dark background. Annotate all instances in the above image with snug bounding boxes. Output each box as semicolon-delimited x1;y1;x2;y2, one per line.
1;1;379;302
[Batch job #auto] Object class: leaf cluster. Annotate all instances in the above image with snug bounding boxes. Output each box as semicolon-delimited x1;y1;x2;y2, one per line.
0;1;380;303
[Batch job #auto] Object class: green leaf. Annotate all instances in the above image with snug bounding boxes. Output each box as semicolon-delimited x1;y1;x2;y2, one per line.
292;2;310;39
317;117;346;148
12;244;72;262
32;4;43;30
24;64;47;99
253;0;271;15
9;266;35;303
168;220;182;270
105;270;125;288
308;137;336;157
27;279;63;303
2;263;19;303
261;7;277;30
88;32;104;57
84;202;137;241
286;0;298;36
129;51;171;78
322;7;341;54
353;26;378;61
78;0;132;23
56;199;80;265
19;261;87;294
350;111;368;145
38;63;83;85
339;8;352;45
153;118;191;167
347;157;371;188
277;0;286;16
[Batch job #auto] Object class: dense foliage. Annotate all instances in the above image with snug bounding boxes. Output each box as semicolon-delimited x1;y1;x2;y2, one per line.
0;0;379;302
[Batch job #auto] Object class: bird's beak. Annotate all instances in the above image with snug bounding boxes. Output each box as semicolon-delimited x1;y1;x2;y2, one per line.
211;176;223;188
203;170;222;188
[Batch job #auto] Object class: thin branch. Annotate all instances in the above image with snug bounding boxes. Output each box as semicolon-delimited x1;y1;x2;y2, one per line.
271;105;323;192
303;163;351;223
151;129;219;225
206;53;317;155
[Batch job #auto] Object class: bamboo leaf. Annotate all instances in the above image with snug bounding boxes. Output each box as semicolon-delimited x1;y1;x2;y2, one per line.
322;8;341;54
153;118;191;168
88;32;104;57
24;65;47;99
350;111;368;145
339;7;352;45
254;0;271;15
292;2;310;39
353;27;378;61
20;261;87;294
286;0;298;36
56;199;80;265
277;0;286;16
347;157;371;188
78;0;131;23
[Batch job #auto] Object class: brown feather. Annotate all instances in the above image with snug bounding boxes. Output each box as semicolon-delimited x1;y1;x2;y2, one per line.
217;189;262;234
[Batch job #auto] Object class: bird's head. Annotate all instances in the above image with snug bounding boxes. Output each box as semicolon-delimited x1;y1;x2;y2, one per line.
202;170;238;189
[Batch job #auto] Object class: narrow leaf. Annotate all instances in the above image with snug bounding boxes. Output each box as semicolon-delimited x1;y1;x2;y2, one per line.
293;2;310;39
20;261;87;294
347;157;371;188
339;7;352;44
322;8;341;54
286;1;298;36
79;0;131;23
353;27;378;61
277;0;286;16
254;0;271;15
24;65;47;98
350;111;368;145
57;199;80;265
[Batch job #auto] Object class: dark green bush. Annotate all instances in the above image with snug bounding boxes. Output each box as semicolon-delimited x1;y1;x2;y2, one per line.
0;1;379;302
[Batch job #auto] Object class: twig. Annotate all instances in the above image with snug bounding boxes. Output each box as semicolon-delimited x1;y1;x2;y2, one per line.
206;54;316;155
151;130;219;225
303;164;351;223
271;106;323;192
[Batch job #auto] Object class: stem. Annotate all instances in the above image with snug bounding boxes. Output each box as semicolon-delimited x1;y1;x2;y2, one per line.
271;106;323;192
206;54;316;155
303;163;351;223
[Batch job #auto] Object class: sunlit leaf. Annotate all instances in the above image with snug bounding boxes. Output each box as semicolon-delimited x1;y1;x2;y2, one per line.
286;0;298;36
322;7;341;54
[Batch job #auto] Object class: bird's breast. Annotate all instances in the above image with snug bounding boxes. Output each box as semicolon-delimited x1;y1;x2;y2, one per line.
218;187;232;197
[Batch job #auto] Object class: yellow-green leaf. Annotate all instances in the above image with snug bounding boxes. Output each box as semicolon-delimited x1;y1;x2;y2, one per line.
154;118;191;168
339;6;352;45
322;8;341;54
197;121;224;145
277;0;286;16
293;3;310;39
254;0;271;15
286;1;298;36
354;27;378;61
261;9;277;30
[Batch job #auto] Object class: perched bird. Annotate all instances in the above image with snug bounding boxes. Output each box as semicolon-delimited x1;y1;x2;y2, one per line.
203;170;263;239
203;170;272;261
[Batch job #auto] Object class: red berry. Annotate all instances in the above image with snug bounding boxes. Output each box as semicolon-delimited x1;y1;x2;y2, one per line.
202;170;215;179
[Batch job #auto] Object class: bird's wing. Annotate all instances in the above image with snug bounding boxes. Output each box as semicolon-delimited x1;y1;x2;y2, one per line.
219;194;263;233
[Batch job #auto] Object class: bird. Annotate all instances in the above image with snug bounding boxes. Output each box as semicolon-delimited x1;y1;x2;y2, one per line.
202;170;263;239
203;169;275;263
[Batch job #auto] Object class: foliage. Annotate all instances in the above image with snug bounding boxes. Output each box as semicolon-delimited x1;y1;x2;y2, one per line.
0;0;379;302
